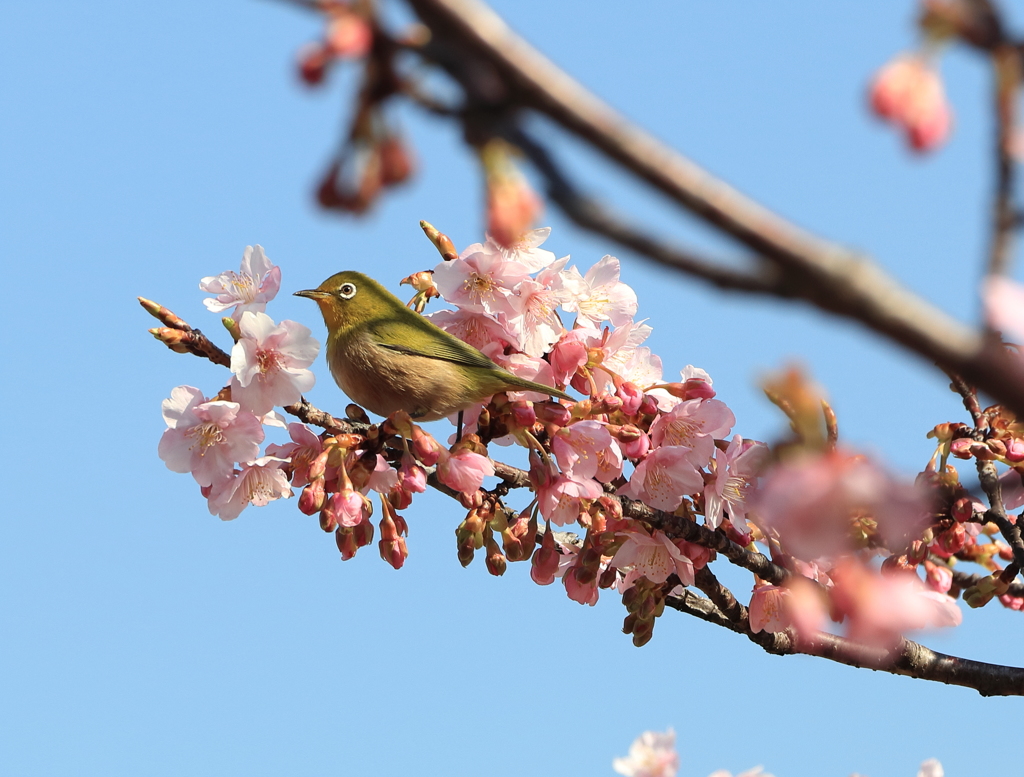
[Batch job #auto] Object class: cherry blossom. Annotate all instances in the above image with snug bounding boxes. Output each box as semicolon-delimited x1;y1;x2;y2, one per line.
551;420;615;481
436;448;495;495
426;308;517;353
486;226;558;272
265;422;323;486
432;244;528;317
612;729;679;777
229;312;319;415
619;446;704;512
748;584;790;634
649;398;735;468
158;386;264;488
200;245;281;319
537;472;603;526
705;436;769;530
558;255;638;328
612;529;696;587
207;457;293;521
325;487;373;528
506;263;569;356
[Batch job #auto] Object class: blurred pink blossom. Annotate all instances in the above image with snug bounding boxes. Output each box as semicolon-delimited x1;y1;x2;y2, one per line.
426;308;517;353
230;312;319;415
830;560;962;649
200;245;281;319
869;55;952;152
983;274;1024;345
753;452;930;561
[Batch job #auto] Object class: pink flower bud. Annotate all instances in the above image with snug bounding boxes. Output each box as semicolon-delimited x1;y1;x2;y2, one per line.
411;427;441;467
398;453;427;494
535;400;571;427
564;565;599;606
616;427;651;460
932;523;967;557
949;438;974;459
664;379;716;401
638;394;660;416
1006;438;1024;463
530;530;560;586
951;496;974;523
923;559;953;593
379;136;414;187
336;527;359;560
298;478;326;515
509;400;537;429
617;382;644;415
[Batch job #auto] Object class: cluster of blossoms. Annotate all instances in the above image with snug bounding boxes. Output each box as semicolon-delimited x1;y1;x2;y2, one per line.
152;225;1015;651
612;729;943;777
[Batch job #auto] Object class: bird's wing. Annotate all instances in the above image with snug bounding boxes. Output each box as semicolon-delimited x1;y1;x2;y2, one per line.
368;317;500;371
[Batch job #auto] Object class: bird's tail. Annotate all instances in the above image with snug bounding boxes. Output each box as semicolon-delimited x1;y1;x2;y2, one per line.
504;375;573;402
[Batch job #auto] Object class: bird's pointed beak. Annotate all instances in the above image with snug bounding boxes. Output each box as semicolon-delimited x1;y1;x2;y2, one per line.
294;289;331;301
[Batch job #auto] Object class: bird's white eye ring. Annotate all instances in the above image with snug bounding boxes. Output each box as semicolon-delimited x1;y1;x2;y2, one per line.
338;282;357;300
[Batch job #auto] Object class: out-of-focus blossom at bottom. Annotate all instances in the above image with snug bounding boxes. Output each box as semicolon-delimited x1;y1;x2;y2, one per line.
706;768;774;777
917;758;944;777
613;729;679;777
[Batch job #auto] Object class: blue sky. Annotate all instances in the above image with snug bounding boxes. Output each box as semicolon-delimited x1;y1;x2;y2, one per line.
2;2;1020;775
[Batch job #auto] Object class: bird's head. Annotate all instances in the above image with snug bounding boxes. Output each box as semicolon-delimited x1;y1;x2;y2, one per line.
294;271;397;334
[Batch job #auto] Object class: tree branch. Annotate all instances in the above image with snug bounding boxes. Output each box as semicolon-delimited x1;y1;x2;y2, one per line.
404;0;1024;418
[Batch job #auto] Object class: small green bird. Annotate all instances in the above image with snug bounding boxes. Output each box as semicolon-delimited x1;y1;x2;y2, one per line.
295;271;572;421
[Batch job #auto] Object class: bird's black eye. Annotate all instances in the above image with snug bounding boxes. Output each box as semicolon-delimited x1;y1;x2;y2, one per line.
337;282;357;300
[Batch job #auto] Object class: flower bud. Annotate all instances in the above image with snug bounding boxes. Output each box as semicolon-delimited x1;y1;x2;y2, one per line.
411;426;441;467
987;439;1008;458
664;378;716;401
507;399;537;430
325;10;373;58
400;270;437;293
617;382;644;415
297;42;331;85
638;394;660;417
299;478;327;515
949;438;974;459
501;510;537;563
336;527;359;560
535;401;571;427
1005;438;1024;463
951;496;974;523
932;523;967;557
530;529;560;585
485;535;507;577
923;559;953;593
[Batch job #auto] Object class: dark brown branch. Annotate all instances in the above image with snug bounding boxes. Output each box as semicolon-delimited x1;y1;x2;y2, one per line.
986;44;1020;277
405;0;1024;419
505;125;784;294
666;588;1024;696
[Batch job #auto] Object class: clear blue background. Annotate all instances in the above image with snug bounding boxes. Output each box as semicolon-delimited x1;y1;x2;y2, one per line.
1;2;1019;775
